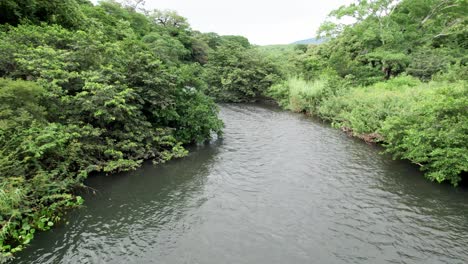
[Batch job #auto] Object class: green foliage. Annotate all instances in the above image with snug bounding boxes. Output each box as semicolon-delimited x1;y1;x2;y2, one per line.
318;76;423;134
269;72;467;185
258;44;312;79
203;35;281;102
313;0;468;83
0;79;46;126
171;88;224;143
406;47;455;81
0;0;224;258
267;73;350;114
380;82;468;185
0;0;86;29
365;50;410;79
265;0;467;186
0;0;466;258
267;77;326;113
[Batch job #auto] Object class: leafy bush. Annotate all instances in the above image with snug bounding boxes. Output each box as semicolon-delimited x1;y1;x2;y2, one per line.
381;82;468;185
202;36;281;102
268;74;467;185
0;1;224;258
267;73;349;114
319;76;423;135
267;77;326;113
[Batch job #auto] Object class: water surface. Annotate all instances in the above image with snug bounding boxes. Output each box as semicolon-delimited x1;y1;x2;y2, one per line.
13;104;468;264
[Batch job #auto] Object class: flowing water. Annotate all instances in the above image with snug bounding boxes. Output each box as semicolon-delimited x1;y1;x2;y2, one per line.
13;104;468;264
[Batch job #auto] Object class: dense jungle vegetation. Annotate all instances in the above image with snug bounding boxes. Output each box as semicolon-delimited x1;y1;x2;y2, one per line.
265;0;467;185
0;0;466;259
0;0;279;259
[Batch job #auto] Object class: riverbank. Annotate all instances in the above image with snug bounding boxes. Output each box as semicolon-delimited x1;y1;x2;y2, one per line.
0;1;225;258
12;104;468;264
267;75;467;185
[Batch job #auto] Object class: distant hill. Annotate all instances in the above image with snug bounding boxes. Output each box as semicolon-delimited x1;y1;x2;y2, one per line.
292;38;326;45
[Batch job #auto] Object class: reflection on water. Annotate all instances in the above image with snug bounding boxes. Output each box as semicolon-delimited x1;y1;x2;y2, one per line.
13;103;468;264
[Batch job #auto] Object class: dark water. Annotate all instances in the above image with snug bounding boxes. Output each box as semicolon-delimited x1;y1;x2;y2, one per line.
13;104;468;264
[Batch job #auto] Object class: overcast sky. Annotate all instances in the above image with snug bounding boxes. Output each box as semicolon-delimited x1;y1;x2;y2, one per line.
140;0;353;45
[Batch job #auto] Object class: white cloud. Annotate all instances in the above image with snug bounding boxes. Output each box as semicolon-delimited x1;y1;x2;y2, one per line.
96;0;353;45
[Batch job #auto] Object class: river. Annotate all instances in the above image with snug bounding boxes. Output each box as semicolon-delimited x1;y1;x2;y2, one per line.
13;103;468;264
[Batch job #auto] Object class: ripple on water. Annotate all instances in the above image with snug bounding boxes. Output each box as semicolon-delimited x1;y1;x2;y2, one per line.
12;103;468;264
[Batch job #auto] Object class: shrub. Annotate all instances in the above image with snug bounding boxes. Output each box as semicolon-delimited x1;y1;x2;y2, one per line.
319;76;423;135
380;82;468;185
269;74;467;185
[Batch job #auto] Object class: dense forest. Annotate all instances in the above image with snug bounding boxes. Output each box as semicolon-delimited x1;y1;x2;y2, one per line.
0;0;280;258
265;0;467;186
0;0;466;259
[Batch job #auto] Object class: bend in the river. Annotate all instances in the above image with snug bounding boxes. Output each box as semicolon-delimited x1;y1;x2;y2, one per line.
13;103;468;264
